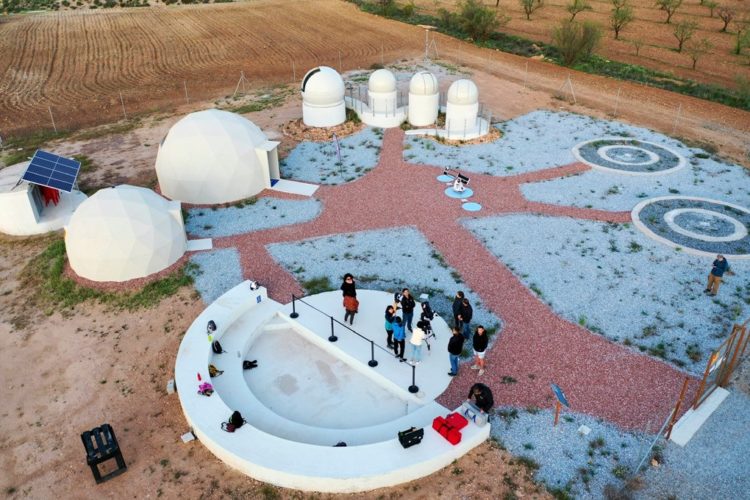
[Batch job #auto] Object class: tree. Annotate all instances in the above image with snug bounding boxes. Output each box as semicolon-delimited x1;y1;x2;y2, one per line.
567;0;592;21
632;38;644;55
673;20;698;52
655;0;682;24
520;0;544;20
686;38;713;69
457;0;509;41
704;0;717;18
717;6;734;32
610;0;634;40
733;18;750;55
552;19;602;65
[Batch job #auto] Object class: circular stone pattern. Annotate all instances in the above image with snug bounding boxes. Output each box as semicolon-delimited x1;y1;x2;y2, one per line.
632;196;750;258
573;138;685;175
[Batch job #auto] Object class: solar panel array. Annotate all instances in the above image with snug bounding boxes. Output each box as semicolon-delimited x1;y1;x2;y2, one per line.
22;150;81;193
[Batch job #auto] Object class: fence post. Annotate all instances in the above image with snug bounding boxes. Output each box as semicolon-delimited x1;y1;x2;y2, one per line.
328;317;338;342
368;341;378;367
292;60;296;83
48;106;57;133
665;376;691;440
290;294;299;318
183;80;190;104
613;86;622;117
408;364;419;393
119;92;127;120
672;103;682;135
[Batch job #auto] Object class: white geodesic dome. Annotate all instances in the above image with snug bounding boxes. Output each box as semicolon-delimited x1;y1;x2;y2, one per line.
301;66;346;127
155;109;272;204
65;185;186;282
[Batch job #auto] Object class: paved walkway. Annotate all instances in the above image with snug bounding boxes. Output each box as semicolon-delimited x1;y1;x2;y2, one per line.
215;128;697;431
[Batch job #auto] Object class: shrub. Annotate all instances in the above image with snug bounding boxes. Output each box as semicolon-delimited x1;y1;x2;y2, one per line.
610;0;634;40
553;19;602;66
458;0;508;41
567;0;592;21
520;0;544;21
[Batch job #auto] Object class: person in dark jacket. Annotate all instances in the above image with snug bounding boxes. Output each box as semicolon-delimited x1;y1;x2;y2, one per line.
704;254;732;296
447;327;465;376
341;274;357;324
467;382;494;413
471;325;489;376
458;298;473;340
400;288;416;332
384;305;396;348
452;291;464;328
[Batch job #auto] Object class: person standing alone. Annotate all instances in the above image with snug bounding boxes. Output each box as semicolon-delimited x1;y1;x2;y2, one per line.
447;327;464;376
452;291;465;328
705;255;732;296
471;325;488;376
458;298;473;340
341;273;358;325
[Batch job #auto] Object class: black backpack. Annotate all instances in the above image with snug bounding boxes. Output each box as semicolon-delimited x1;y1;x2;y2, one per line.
221;411;246;433
212;340;224;354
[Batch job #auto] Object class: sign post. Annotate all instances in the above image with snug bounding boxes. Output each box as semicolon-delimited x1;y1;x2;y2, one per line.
551;383;570;427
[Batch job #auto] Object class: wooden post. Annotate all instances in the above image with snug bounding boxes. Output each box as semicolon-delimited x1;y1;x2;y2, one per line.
523;61;528;89
119;92;127;120
292;60;296;83
672;103;682;135
665;376;690;440
48;106;57;133
692;351;715;409
183;80;189;104
553;400;561;426
613;86;622;117
721;325;747;387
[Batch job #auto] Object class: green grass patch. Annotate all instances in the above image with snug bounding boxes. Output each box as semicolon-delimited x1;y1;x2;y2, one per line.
1;130;68;167
20;238;194;313
300;276;333;295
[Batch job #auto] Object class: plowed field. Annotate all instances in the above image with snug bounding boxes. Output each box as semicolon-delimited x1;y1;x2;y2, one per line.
0;1;424;135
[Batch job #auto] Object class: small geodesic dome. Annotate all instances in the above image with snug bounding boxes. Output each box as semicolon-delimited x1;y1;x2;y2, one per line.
301;66;346;127
155;109;280;205
65;185;187;282
408;71;439;127
445;79;479;134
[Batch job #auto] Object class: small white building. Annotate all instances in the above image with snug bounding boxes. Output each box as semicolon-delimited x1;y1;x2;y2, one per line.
445;79;479;137
0;161;86;236
408;71;439;127
155;109;280;205
368;69;398;116
65;185;187;282
301;66;346;128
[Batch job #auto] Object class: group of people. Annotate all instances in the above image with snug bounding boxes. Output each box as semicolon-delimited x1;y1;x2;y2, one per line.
384;288;433;365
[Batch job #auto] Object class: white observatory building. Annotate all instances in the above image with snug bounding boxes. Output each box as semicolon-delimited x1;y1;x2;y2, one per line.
446;79;480;138
155;110;280;205
408;71;439;127
301;66;346;128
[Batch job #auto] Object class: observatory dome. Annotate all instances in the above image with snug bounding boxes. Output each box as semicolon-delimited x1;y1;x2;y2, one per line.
155;109;271;205
447;79;479;105
409;71;439;96
301;66;345;106
65;185;186;282
368;69;396;93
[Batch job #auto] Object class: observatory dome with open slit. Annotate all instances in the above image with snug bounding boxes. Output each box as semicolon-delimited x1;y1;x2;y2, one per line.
447;79;478;105
301;66;346;127
65;185;186;282
409;71;439;96
155;109;280;205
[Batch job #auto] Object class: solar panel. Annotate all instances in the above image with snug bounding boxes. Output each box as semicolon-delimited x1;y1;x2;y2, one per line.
21;150;81;193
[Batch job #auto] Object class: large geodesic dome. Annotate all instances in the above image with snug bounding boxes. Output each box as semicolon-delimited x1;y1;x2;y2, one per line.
65;185;187;282
155;109;279;204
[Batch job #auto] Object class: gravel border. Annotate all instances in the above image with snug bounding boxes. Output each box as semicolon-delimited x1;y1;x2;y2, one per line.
187;248;243;303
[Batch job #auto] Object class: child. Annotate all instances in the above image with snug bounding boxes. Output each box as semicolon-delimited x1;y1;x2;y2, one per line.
392;316;406;361
384;305;396;348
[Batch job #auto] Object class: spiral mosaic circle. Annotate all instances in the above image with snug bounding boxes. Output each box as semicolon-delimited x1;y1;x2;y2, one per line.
572;138;686;175
632;196;750;258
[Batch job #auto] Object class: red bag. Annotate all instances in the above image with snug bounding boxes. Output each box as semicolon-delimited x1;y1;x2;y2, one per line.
446;412;469;431
446;428;462;445
432;416;446;432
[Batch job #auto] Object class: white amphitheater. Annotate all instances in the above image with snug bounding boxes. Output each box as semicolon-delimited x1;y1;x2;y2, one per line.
175;283;489;493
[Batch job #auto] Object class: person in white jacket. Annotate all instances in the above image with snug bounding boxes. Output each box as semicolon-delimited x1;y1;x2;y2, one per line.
408;321;428;365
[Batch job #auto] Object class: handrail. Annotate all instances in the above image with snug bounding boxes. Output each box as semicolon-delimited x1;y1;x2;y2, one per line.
290;294;419;393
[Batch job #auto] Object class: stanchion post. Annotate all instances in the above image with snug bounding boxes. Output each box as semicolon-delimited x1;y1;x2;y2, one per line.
553;400;561;426
328;317;338;342
368;341;378;367
290;294;299;318
408;364;419;393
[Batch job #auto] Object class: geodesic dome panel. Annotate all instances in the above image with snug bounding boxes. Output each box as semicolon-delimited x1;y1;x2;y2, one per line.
66;185;187;282
369;69;396;93
447;79;478;105
409;71;438;96
155;109;270;204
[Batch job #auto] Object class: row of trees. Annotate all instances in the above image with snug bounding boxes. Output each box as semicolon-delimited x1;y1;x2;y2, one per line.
440;0;749;64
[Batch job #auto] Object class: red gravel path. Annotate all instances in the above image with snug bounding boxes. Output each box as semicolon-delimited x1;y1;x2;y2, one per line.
213;128;697;431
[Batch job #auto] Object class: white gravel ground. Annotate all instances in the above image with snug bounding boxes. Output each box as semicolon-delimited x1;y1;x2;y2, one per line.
492;406;654;499
280;127;383;185
464;214;750;372
187;248;243;303
185;198;321;238
266;226;502;339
